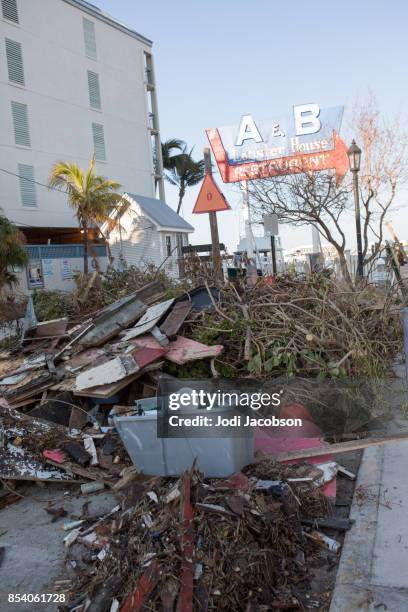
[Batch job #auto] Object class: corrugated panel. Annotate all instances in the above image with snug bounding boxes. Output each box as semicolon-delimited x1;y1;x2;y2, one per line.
24;245;107;259
11;101;30;147
92;123;106;160
18;164;37;207
83;17;97;59
87;71;101;109
2;0;19;22
5;39;24;85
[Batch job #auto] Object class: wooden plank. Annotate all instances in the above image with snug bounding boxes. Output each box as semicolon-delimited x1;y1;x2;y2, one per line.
160;301;192;338
73;362;163;399
121;299;175;341
273;433;408;462
301;516;355;531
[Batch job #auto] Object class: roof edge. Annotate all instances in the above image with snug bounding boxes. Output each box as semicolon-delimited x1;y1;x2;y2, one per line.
61;0;153;47
124;193;194;232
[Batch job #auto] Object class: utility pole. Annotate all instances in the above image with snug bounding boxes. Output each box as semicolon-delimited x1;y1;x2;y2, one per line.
270;234;277;275
203;147;222;277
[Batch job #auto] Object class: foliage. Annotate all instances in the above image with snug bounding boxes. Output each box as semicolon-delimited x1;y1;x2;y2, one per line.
248;95;408;286
32;290;78;322
164;144;205;214
0;215;28;290
161;139;185;170
48;157;122;273
185;276;402;381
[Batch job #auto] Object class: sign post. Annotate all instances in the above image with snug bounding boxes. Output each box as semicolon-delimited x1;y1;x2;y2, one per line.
192;148;231;277
263;213;279;275
204;148;221;275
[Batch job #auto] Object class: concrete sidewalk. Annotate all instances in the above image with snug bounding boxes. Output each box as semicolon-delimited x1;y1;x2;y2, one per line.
331;381;408;611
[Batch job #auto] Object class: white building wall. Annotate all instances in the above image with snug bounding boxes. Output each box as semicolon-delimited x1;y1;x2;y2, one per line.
0;0;156;228
107;201;190;278
108;201;162;271
15;255;108;294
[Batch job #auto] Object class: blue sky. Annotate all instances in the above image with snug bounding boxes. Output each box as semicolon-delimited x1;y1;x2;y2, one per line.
97;0;408;251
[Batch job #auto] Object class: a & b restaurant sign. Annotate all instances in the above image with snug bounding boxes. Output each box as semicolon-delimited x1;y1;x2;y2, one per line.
206;104;348;183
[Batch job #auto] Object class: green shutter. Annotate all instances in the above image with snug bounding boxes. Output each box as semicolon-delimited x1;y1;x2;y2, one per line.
2;0;19;23
11;101;30;147
83;18;97;59
5;39;25;85
88;71;101;109
92;123;106;160
18;164;37;207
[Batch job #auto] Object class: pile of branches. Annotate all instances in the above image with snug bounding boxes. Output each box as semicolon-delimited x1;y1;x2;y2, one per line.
31;266;183;322
188;275;402;380
65;462;333;612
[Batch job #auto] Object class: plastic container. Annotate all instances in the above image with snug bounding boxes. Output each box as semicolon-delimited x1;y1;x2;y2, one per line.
113;409;253;478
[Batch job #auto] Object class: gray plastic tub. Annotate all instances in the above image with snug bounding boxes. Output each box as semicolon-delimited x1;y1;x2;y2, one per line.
113;409;253;477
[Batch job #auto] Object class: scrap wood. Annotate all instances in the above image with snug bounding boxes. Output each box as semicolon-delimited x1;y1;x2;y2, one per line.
0;448;79;483
46;459;114;484
273;432;408;462
75;355;141;391
176;470;195;612
120;560;160;612
62;462;340;610
301;516;354;530
73;361;163;399
165;336;223;365
160;300;192;338
121;298;175;341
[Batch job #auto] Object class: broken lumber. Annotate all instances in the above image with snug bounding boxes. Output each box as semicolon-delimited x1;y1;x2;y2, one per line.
274;432;408;462
301;516;354;531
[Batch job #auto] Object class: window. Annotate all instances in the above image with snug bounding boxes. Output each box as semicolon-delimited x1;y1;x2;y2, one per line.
87;70;101;109
165;235;172;257
2;0;19;23
83;17;96;59
5;39;24;85
92;123;106;160
11;101;30;146
18;164;37;207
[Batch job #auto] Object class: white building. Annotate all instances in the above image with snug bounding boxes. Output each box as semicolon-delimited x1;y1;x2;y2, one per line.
0;0;165;241
236;235;285;273
106;193;194;279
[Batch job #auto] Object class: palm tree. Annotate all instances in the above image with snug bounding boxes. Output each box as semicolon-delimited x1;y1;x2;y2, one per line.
0;214;28;290
166;146;205;214
48;158;121;273
161;139;184;170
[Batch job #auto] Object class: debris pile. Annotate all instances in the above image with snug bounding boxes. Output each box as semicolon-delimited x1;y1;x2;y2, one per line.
0;275;401;485
187;276;401;379
62;462;348;612
0;280;225;485
0;272;402;609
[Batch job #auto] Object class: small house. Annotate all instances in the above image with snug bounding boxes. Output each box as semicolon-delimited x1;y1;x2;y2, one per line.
106;193;194;278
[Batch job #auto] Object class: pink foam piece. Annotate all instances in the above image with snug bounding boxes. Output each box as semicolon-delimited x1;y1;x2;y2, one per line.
254;403;336;498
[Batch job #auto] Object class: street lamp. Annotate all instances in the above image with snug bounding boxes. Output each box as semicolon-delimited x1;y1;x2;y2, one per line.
347;140;364;278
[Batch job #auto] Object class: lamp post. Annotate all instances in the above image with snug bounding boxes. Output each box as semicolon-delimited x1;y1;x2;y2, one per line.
347;140;364;278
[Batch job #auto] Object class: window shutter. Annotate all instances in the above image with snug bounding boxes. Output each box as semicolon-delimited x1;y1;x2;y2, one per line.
87;71;101;109
5;39;24;85
11;101;30;146
92;123;106;160
2;0;19;23
18;164;37;207
83;18;96;59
